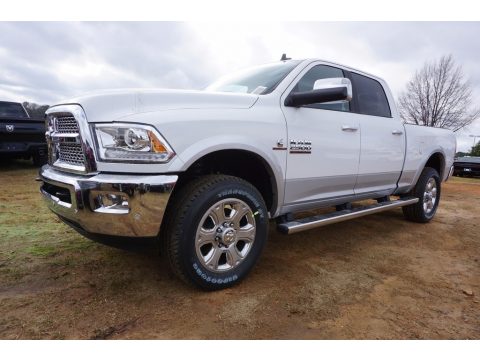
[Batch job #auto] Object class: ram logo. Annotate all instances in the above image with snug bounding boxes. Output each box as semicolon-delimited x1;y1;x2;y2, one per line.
6;124;14;132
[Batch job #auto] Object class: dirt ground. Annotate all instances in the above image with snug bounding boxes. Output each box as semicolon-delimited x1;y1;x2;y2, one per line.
0;160;479;339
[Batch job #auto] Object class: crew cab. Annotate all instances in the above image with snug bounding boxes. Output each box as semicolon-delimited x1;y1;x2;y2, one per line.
39;58;456;290
0;101;48;166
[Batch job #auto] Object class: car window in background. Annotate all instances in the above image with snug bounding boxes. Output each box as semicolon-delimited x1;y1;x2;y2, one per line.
350;73;391;118
0;102;29;118
207;61;301;95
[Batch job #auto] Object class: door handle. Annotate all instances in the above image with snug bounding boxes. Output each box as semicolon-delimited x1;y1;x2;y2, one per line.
392;130;403;135
342;125;359;132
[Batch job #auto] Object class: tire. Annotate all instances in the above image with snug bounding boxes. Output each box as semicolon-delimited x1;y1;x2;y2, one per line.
402;167;441;223
161;175;269;290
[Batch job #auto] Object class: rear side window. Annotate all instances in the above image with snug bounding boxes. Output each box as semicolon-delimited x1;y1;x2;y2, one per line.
350;73;391;118
292;65;349;112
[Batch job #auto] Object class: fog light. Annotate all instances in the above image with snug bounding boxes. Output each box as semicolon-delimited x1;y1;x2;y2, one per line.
94;193;129;214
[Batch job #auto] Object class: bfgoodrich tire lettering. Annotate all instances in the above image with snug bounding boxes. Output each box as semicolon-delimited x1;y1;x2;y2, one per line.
162;175;268;290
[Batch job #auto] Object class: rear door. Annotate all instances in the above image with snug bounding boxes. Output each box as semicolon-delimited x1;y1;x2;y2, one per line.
349;72;405;194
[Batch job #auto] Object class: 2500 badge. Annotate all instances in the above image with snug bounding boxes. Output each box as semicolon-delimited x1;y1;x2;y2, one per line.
289;139;312;154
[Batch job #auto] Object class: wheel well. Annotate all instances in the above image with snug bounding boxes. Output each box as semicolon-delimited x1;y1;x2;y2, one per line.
425;152;445;179
174;150;277;213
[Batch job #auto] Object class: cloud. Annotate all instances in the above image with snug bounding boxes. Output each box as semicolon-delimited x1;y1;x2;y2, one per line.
0;21;479;150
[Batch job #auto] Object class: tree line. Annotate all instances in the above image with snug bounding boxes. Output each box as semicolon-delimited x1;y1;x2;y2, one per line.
22;102;49;119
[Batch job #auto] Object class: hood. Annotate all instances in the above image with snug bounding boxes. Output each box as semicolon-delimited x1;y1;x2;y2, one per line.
53;89;259;123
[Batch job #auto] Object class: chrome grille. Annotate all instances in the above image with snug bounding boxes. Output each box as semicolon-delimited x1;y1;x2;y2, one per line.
46;109;91;172
57;143;85;166
55;115;79;133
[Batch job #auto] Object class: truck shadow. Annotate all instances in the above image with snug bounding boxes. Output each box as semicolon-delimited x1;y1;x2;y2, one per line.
76;230;159;255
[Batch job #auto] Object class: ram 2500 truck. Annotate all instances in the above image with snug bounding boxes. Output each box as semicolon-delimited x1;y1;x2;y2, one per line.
1;101;48;166
39;58;456;290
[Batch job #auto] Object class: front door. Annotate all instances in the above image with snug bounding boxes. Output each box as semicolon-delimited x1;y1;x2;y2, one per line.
281;63;361;209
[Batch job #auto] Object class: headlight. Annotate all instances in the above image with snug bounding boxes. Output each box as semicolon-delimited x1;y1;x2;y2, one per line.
93;123;175;163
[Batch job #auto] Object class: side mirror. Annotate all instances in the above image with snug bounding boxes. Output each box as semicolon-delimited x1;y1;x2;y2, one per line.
285;77;353;107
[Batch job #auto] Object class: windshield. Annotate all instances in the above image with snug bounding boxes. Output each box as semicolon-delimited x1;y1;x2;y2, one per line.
0;102;29;118
206;61;301;95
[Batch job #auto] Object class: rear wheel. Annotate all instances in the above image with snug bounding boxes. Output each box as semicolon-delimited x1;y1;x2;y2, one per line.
402;167;441;223
162;175;268;290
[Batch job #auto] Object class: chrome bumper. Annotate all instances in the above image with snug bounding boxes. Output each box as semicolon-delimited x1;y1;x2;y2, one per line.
39;165;177;237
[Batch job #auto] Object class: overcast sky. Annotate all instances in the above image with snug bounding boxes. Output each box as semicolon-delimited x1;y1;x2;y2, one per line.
0;22;479;151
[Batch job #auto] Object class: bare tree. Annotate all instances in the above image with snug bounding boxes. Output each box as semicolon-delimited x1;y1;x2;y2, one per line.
398;55;480;132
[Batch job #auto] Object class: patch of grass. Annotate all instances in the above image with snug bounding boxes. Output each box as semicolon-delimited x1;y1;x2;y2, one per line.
61;239;95;252
449;176;480;184
50;257;75;267
25;245;58;257
0;265;29;281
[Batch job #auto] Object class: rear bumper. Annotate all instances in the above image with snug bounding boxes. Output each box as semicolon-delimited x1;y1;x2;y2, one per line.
39;165;177;237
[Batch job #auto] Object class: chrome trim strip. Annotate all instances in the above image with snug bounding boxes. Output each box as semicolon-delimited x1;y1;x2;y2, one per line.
39;165;177;238
278;197;419;234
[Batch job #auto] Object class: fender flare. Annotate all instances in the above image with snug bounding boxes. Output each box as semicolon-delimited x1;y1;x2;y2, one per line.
177;136;285;217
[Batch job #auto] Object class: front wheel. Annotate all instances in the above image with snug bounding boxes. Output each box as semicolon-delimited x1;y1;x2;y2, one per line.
162;175;268;290
402;167;441;223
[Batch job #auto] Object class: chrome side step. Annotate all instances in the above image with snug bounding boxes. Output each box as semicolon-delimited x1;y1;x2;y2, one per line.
277;197;419;235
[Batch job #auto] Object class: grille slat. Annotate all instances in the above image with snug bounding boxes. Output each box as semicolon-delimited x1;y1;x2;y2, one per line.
56;115;79;133
58;143;85;166
47;112;86;169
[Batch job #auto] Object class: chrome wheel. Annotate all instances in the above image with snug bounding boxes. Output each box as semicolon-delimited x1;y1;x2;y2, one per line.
423;177;438;214
195;198;256;273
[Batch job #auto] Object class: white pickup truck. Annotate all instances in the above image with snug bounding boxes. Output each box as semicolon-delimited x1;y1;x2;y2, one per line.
39;58;456;290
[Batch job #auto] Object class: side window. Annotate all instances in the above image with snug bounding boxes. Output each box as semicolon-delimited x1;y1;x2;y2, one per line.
292;65;349;112
350;72;391;118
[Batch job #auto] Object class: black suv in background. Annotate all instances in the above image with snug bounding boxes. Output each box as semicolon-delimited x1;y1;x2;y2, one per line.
0;101;47;166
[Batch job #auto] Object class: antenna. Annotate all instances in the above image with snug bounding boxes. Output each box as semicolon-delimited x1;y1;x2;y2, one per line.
280;53;291;61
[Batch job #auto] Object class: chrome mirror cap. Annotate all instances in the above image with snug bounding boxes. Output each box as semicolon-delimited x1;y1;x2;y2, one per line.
313;77;353;101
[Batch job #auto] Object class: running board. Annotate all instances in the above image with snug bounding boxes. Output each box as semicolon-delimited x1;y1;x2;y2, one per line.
277;197;419;235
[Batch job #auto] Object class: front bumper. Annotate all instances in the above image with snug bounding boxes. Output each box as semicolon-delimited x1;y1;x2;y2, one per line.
0;142;47;156
39;165;177;237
